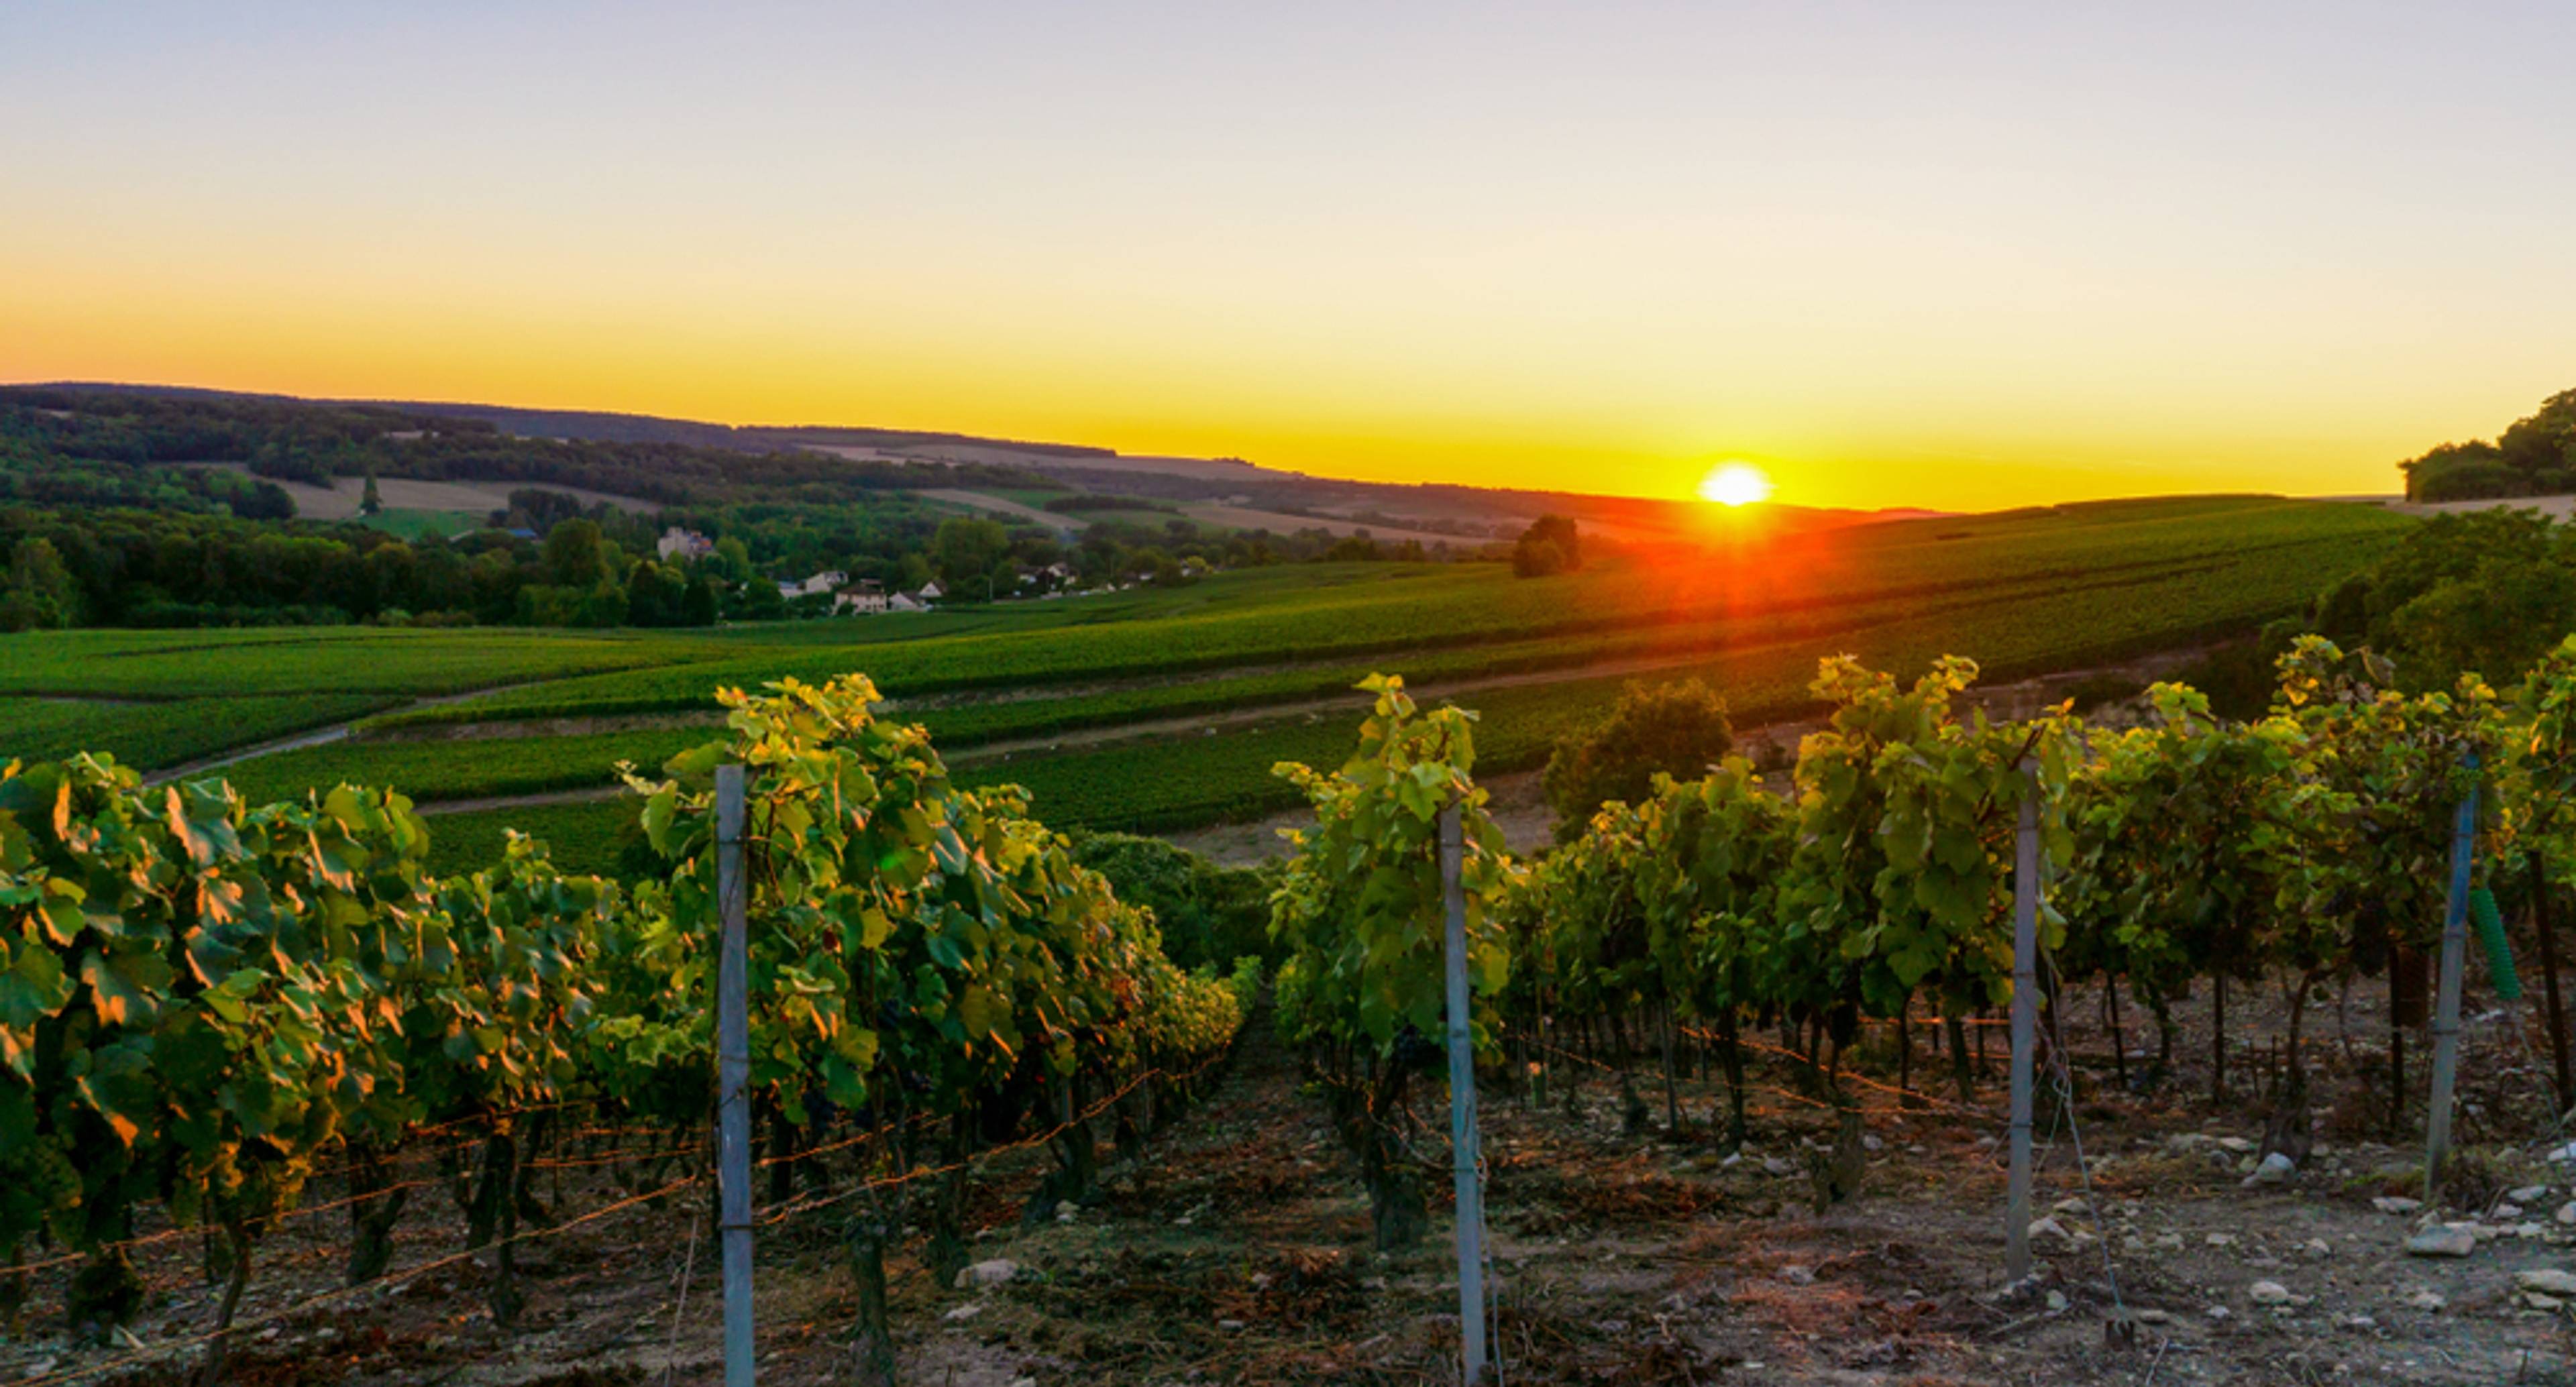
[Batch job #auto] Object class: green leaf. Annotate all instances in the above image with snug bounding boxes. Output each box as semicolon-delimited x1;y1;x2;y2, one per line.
641;784;680;855
80;948;172;1028
0;946;72;1028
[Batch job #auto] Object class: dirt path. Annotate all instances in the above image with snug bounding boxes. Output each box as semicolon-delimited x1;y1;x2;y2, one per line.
1178;500;1476;546
181;462;658;521
192;641;2221;834
918;488;1085;535
414;784;627;818
140;680;568;787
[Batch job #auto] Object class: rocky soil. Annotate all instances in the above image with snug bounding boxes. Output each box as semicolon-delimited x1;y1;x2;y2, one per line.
4;979;2573;1386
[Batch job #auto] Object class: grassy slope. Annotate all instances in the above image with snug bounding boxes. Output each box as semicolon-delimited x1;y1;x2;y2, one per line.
397;499;2408;870
369;497;2408;726
0;694;398;771
7;497;2414;873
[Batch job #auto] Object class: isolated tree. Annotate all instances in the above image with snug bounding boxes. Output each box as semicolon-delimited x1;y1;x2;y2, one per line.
932;518;1010;588
1542;678;1734;840
679;572;720;626
710;535;755;584
1513;514;1581;576
236;479;297;521
0;537;80;630
359;469;383;516
625;560;684;627
2499;388;2576;478
2398;386;2576;499
1511;537;1566;577
502;488;586;534
542;518;607;588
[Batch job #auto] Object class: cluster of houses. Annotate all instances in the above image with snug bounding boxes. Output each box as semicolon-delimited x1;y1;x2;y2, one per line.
775;571;939;614
774;561;1097;615
655;526;717;563
657;526;1177;617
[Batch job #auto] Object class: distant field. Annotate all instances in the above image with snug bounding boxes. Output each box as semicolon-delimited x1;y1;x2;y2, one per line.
0;627;706;699
184;462;658;520
352;507;486;539
368;496;2402;728
950;533;2391;833
917;488;1085;533
1175;502;1476;545
1;496;2413;865
425;797;637;878
0;694;396;771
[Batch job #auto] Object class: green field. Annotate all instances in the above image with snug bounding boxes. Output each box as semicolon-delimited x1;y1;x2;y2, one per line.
358;496;2406;727
352;508;486;540
0;694;399;771
1;496;2414;871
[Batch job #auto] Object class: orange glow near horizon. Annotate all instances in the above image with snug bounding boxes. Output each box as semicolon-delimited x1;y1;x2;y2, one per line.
5;6;2571;514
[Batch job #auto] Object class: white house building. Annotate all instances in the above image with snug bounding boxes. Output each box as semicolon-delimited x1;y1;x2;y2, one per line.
656;526;716;562
781;569;849;600
833;579;889;614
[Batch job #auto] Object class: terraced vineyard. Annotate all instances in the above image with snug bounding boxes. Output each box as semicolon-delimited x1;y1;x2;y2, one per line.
1;496;2414;874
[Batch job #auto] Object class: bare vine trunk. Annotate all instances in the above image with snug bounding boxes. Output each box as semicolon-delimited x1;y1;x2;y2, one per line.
845;1199;897;1387
484;1127;525;1328
1716;1009;1748;1148
1947;1013;1974;1104
191;1222;252;1387
2211;975;2228;1105
2104;981;2129;1091
1896;999;1916;1110
1334;1056;1427;1250
1659;1012;1682;1135
925;1113;975;1289
346;1140;408;1285
2533;852;2573;1111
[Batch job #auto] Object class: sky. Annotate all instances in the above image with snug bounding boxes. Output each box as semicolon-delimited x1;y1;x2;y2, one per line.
3;2;2571;512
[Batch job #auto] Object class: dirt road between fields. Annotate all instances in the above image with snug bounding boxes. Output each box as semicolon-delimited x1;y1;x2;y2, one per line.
392;643;2221;834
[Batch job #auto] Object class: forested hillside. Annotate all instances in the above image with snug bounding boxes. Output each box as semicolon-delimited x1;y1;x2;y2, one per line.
0;390;1470;631
2400;386;2576;502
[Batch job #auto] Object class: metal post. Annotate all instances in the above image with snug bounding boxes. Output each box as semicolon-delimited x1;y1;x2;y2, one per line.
2424;766;2480;1196
2005;763;2039;1284
1439;802;1489;1385
715;765;756;1387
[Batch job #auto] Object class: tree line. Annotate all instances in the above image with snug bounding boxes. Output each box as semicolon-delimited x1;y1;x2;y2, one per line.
2399;386;2576;502
0;392;1495;632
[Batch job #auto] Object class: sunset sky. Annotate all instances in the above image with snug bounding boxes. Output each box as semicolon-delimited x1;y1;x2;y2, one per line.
4;2;2571;511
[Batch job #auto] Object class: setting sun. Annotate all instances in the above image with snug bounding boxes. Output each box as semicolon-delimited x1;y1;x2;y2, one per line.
1697;463;1774;507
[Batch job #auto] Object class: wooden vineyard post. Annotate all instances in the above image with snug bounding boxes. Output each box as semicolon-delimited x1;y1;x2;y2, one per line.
1440;801;1491;1385
2532;850;2572;1111
716;765;757;1387
2424;765;2479;1197
2005;761;2039;1284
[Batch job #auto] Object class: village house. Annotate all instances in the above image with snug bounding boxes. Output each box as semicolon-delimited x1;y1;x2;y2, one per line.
833;579;888;614
655;526;716;562
777;569;849;600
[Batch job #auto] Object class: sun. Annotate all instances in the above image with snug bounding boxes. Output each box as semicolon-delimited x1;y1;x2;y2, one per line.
1697;463;1774;507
